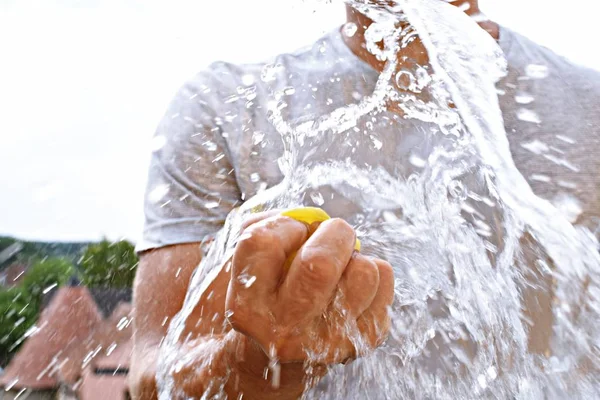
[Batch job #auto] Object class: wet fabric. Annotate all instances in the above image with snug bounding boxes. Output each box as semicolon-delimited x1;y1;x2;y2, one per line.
138;26;600;252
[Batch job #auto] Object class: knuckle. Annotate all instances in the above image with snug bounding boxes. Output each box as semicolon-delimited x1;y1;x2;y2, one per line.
376;259;394;275
325;218;355;239
236;225;278;254
354;258;380;288
375;317;392;346
297;252;339;284
226;302;248;332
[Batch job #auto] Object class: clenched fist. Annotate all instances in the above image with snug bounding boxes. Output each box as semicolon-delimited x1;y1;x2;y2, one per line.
226;214;395;365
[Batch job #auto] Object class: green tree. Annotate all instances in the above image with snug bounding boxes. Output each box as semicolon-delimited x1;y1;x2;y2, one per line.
0;257;74;365
79;239;139;288
0;288;38;364
20;257;75;308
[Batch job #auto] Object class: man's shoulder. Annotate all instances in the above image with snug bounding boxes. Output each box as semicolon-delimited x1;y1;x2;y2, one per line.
501;26;600;82
189;31;343;86
184;29;354;102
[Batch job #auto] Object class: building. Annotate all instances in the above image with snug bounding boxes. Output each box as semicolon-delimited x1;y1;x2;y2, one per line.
0;284;132;400
0;263;27;288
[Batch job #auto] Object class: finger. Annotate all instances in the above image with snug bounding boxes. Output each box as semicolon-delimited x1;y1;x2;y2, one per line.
278;218;357;322
357;259;395;348
229;216;308;301
241;209;282;230
337;254;380;319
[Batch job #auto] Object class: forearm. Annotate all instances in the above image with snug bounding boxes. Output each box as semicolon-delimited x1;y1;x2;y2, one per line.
172;330;310;400
130;343;160;400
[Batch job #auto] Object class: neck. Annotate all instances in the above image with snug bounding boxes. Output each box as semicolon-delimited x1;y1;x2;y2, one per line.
341;3;499;73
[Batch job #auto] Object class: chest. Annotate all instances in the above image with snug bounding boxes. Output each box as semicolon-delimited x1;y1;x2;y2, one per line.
224;73;600;238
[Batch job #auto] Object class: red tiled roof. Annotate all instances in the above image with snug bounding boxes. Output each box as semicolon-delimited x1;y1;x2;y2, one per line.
0;263;27;288
92;302;133;369
55;301;133;387
78;367;129;400
0;287;103;390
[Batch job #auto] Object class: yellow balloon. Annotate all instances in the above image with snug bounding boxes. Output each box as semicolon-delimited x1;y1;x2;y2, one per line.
280;207;361;252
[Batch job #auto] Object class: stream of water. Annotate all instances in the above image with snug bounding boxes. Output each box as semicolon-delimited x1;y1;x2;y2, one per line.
157;0;600;398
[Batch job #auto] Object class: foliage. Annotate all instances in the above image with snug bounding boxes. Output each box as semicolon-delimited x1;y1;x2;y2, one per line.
0;237;17;251
79;239;139;288
0;237;138;365
20;257;75;308
0;236;90;268
0;288;38;364
0;257;74;365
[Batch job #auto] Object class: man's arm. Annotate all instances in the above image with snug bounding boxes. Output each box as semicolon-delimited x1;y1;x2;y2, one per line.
130;243;203;399
129;216;394;400
129;217;311;400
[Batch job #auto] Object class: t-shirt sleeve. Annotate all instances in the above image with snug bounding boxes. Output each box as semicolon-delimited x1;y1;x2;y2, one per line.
136;71;242;253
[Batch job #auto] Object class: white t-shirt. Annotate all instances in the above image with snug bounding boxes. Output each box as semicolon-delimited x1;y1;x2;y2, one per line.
139;25;600;398
139;26;600;253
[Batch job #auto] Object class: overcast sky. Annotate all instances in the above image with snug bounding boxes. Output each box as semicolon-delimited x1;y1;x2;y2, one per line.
0;0;598;243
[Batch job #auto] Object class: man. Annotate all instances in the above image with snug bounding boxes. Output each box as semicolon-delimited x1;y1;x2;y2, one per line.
130;0;600;398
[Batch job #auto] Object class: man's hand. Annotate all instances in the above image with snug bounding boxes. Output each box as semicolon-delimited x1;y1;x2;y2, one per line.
147;213;394;400
227;215;395;366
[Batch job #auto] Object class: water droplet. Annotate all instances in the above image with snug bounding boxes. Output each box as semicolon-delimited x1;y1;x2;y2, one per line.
42;283;57;294
283;86;296;96
448;180;467;201
212;153;225;163
343;22;358;38
517;108;541;124
117;317;130;331
487;366;498;380
530;174;551;183
525;64;549;79
310;192;325;206
148;184;169;203
557;180;577;190
242;74;255;86
253;131;265;145
553;193;582;223
395;70;416;91
478;374;488;389
224;94;240;104
23;325;39;338
204;201;220;209
414;66;431;89
5;378;19;391
238;273;257;288
521;139;548;155
151;135;166;152
203;141;217;152
106;343;117;356
371;136;383;150
458;1;471;11
556;134;576;144
409;154;426;168
245;276;257;288
250;173;261;183
515;92;535;104
440;116;461;137
543;154;579;172
261;63;284;83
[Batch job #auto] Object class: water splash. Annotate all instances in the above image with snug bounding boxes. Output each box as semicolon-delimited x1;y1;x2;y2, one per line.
157;0;600;398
